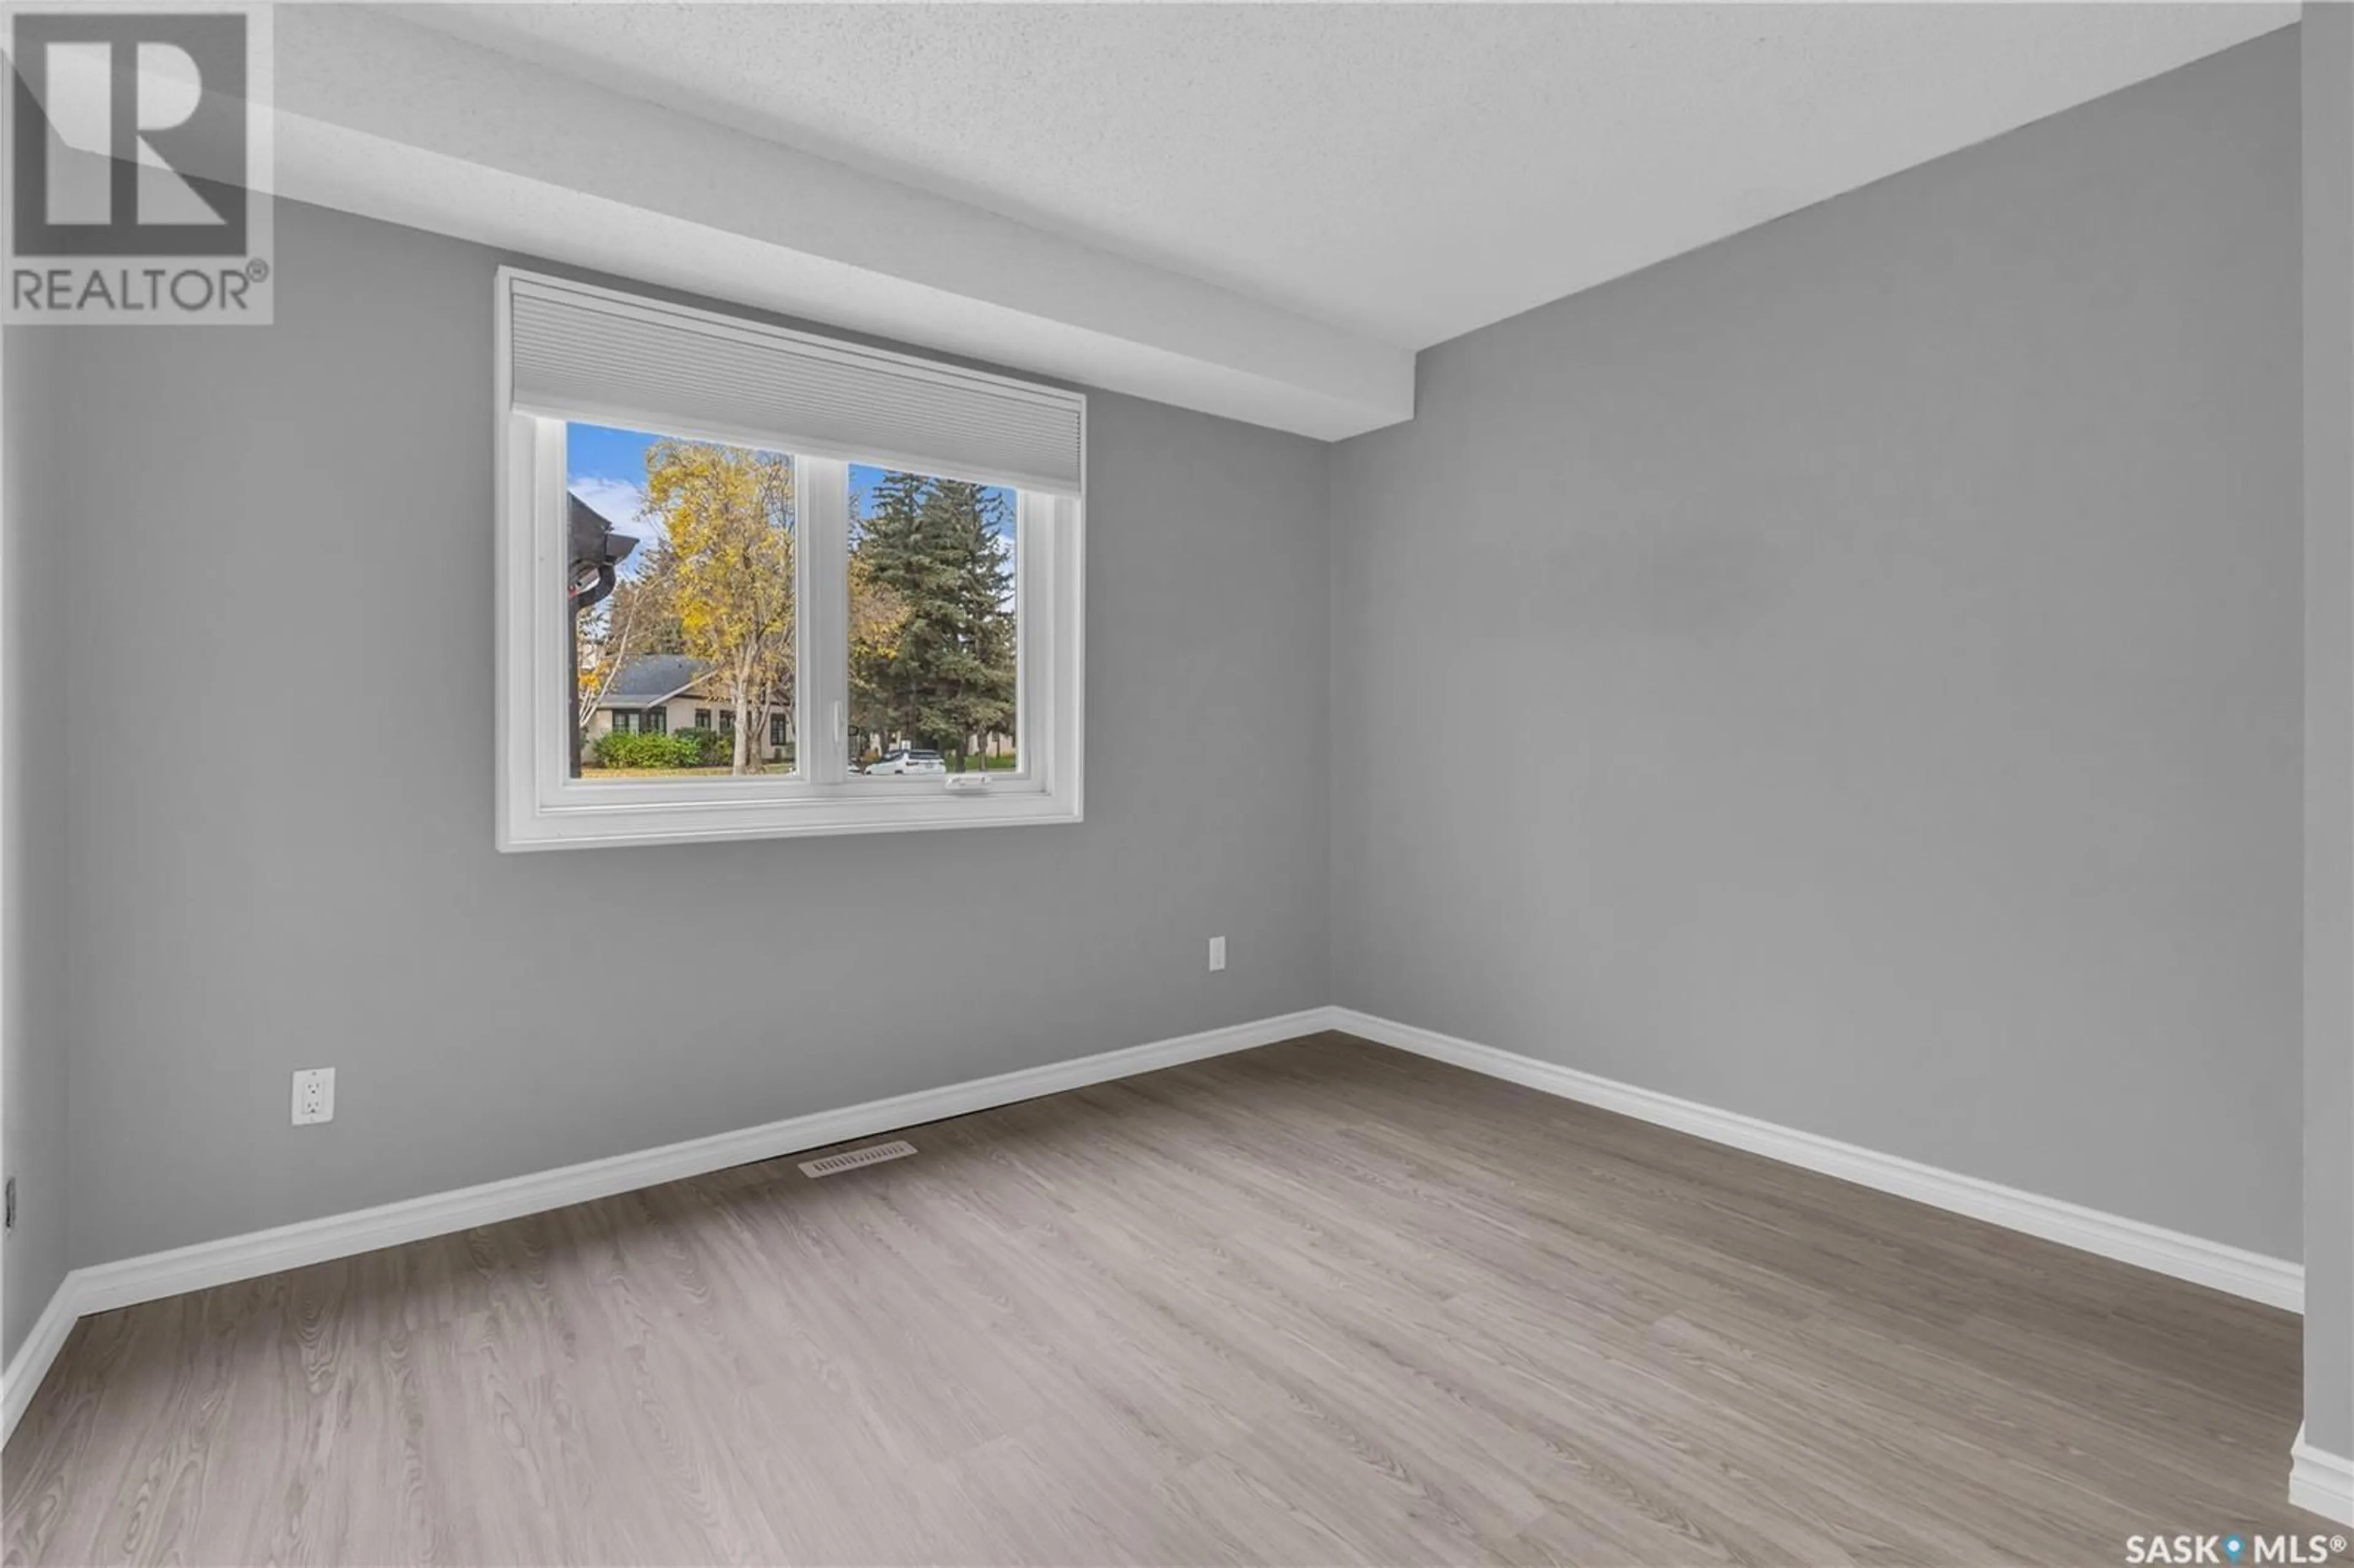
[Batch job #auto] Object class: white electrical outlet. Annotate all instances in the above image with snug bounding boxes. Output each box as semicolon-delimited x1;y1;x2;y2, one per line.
291;1067;335;1126
1208;935;1227;972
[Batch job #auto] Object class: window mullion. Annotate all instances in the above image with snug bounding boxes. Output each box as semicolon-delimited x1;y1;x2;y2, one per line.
798;456;850;786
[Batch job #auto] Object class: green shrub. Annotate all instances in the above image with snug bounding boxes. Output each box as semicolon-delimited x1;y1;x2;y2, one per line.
675;726;728;767
592;729;704;769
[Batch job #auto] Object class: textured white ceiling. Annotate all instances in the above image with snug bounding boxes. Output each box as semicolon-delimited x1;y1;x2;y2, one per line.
392;3;2294;351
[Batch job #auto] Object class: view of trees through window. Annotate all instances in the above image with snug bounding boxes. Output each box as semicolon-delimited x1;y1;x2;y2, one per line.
849;468;1018;775
568;422;1018;780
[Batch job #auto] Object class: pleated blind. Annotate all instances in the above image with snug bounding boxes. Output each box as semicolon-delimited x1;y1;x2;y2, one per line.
503;273;1086;495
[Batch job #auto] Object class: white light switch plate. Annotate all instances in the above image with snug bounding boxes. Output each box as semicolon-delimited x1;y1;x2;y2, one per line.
1209;935;1227;972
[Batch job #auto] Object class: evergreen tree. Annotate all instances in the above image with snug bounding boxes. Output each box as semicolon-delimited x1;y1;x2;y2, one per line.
850;472;1016;766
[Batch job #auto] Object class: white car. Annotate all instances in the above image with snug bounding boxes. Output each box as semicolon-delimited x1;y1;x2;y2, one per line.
866;748;948;776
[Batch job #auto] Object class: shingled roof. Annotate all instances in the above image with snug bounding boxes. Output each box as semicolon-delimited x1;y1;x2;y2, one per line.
599;654;712;702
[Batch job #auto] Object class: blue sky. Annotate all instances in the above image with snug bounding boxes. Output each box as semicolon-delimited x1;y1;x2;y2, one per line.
566;421;1013;580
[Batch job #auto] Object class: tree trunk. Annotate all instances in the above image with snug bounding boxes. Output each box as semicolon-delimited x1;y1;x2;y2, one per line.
731;647;757;774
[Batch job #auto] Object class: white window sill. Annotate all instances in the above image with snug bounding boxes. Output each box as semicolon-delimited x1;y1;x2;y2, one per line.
497;785;1082;852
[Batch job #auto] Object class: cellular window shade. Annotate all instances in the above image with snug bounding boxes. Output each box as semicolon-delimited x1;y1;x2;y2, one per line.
503;273;1085;495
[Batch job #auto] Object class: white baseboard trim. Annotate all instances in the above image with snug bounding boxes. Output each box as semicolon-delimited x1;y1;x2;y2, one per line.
2292;1425;2354;1526
0;1006;1329;1448
1327;1007;2306;1314
0;1279;81;1445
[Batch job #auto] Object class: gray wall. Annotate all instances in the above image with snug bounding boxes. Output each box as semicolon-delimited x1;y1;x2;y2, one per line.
49;199;1332;1268
3;325;69;1364
1330;32;2304;1257
2304;1;2354;1461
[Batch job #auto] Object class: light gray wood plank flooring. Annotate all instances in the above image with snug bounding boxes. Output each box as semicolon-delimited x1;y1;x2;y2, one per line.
1;1033;2328;1565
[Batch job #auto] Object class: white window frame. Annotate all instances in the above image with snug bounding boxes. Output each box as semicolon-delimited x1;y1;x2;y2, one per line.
495;270;1084;851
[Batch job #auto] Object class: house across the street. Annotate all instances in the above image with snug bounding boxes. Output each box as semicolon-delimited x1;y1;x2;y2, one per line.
584;653;792;759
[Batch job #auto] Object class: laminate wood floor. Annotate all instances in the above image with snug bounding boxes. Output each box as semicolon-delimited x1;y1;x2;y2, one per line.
1;1032;2329;1566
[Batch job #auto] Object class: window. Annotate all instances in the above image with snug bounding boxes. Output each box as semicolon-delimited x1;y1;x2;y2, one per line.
497;268;1083;850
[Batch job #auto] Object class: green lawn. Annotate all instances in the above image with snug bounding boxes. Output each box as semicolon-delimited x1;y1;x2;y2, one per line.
581;763;794;779
585;753;1014;779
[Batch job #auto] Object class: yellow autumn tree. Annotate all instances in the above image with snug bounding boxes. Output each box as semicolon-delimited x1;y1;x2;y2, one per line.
644;439;794;774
